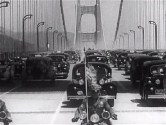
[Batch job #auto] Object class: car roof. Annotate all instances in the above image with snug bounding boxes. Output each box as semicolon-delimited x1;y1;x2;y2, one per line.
133;56;160;62
143;60;166;67
27;57;52;61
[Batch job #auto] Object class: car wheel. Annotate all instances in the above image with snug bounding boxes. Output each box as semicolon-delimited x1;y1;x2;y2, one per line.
107;99;114;107
131;76;138;88
142;89;148;101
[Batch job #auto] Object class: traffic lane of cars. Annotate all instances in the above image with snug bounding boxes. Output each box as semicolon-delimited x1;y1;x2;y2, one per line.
0;63;75;124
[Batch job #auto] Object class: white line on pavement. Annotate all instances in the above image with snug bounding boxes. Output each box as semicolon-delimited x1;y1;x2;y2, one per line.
0;85;21;98
50;91;67;124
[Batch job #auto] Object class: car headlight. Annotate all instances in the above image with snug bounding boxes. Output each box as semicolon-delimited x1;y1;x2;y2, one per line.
148;80;152;84
99;78;105;85
79;79;84;85
90;113;100;123
155;79;160;85
79;111;87;120
102;110;110;119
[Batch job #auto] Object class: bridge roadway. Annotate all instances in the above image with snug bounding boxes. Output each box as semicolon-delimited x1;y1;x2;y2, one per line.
0;64;166;125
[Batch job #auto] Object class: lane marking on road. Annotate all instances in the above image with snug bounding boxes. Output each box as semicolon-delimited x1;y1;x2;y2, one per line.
0;85;21;98
50;91;66;123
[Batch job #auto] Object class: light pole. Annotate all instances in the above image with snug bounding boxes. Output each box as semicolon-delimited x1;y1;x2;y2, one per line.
46;27;52;51
149;21;157;50
22;14;33;54
138;26;145;50
53;30;58;51
120;35;124;49
37;22;44;52
57;33;62;51
0;1;9;58
124;33;129;49
61;36;65;51
130;30;136;50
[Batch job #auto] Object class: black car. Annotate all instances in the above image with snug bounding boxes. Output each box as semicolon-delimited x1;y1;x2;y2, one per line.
21;57;56;83
47;55;70;79
117;52;128;70
86;55;109;65
0;64;14;83
130;56;161;87
9;57;25;79
67;62;117;107
140;60;166;101
124;54;146;75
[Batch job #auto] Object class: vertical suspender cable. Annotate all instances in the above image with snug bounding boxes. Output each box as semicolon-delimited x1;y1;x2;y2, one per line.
60;0;68;48
11;1;15;56
114;0;123;42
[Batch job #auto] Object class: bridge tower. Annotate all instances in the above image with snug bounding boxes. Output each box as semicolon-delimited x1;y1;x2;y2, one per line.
74;0;105;50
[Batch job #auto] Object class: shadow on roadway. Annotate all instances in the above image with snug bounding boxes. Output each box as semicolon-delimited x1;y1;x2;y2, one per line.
12;79;71;92
61;100;82;108
131;99;166;107
113;81;139;94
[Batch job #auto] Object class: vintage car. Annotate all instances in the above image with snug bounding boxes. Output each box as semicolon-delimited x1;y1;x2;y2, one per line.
140;60;166;101
67;62;117;107
124;54;146;75
86;55;109;65
130;56;161;87
0;64;14;83
117;52;128;70
148;51;164;59
47;55;70;79
110;50;123;68
21;57;56;83
9;57;25;79
64;50;78;64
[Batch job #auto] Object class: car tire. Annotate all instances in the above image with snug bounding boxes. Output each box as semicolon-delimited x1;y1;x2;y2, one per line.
131;76;137;88
107;99;114;107
142;88;148;101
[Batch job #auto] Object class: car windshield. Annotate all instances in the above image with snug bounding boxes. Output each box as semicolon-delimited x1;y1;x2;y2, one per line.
48;56;64;62
76;65;107;77
150;64;165;75
87;57;107;63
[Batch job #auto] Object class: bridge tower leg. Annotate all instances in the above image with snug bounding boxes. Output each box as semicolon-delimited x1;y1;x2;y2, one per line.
75;0;105;50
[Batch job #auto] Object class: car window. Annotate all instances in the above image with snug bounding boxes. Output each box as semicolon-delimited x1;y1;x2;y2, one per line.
150;64;165;75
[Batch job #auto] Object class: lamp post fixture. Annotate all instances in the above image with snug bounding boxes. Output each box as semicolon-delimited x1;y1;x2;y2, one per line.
138;26;145;50
149;21;157;50
53;30;58;52
124;33;129;49
130;30;136;50
0;1;9;8
37;22;44;52
120;35;124;49
57;33;62;51
22;14;33;54
46;27;52;51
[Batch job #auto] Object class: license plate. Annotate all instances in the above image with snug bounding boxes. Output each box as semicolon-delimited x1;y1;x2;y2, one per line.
155;89;166;94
